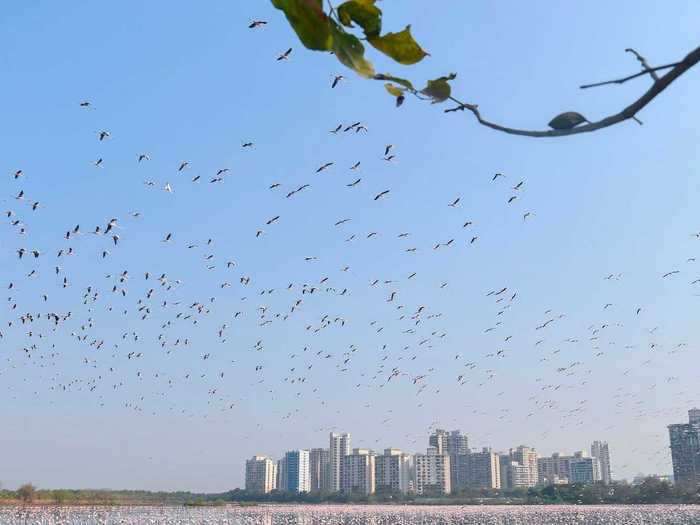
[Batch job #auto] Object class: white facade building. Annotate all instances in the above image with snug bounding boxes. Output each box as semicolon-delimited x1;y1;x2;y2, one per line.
341;448;376;495
245;455;277;494
375;448;413;494
329;432;351;492
591;441;612;484
510;446;539;488
415;447;451;495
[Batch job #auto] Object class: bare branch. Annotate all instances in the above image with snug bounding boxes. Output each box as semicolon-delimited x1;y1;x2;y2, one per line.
580;62;680;89
626;48;659;81
444;45;700;138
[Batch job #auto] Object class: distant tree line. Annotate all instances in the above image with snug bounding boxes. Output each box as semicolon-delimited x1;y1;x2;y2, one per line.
1;477;697;506
224;477;700;505
0;485;222;506
223;478;700;505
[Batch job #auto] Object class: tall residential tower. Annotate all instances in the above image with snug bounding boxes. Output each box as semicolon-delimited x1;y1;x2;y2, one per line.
668;409;700;486
279;450;310;493
591;441;612;484
329;432;351;492
309;448;330;492
245;455;277;494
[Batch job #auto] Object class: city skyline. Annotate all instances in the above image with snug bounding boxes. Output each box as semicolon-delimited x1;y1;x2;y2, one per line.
245;429;617;495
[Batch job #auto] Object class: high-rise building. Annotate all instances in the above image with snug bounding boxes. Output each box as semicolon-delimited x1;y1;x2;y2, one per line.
508;462;532;488
429;429;449;455
452;453;470;490
690;409;700;425
510;446;539;487
538;451;602;486
453;448;501;489
329;432;351;492
429;429;468;455
415;446;451;495
375;448;413;494
498;454;512;489
668;409;700;486
309;448;330;492
245;455;277;494
342;448;376;495
276;456;287;491
429;429;468;489
538;453;572;485
591;441;612;484
569;452;600;484
280;450;310;493
448;430;469;455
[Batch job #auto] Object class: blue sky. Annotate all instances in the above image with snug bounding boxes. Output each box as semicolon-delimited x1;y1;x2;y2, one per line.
1;1;699;491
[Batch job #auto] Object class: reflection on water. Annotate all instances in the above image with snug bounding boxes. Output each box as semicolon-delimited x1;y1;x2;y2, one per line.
1;504;699;525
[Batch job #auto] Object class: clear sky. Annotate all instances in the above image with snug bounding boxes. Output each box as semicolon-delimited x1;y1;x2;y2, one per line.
1;1;699;492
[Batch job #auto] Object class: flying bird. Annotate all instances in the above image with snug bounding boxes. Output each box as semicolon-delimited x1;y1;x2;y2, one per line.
316;162;334;173
374;190;390;201
277;48;292;61
331;75;345;88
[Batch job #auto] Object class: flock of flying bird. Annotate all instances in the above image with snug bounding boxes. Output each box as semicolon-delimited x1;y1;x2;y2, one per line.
2;17;698;476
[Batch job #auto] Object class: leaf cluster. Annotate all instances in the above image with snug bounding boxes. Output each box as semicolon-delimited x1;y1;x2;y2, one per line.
271;0;457;107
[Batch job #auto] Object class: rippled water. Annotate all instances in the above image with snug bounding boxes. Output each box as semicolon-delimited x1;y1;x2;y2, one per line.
1;504;699;525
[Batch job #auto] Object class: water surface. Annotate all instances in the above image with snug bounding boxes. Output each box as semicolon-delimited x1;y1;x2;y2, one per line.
2;504;698;525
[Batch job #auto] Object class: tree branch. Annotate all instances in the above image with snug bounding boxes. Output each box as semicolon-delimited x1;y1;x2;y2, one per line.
444;46;700;138
580;62;680;89
626;48;659;81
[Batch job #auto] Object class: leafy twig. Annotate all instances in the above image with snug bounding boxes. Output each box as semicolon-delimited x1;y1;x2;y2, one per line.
443;45;700;138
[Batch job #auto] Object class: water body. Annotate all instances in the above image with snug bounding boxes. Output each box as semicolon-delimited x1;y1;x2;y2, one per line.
1;504;698;525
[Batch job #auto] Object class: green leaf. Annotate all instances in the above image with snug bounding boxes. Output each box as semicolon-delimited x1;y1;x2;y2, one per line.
330;22;375;78
421;73;456;104
271;0;333;51
384;83;404;97
548;111;588;130
368;26;428;65
374;74;414;91
337;0;382;38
